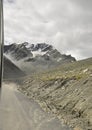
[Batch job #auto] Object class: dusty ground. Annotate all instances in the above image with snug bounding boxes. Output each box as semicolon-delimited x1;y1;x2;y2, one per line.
18;58;92;130
0;83;71;130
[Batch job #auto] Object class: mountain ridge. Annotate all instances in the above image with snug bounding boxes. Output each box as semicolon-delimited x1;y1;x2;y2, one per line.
4;42;76;74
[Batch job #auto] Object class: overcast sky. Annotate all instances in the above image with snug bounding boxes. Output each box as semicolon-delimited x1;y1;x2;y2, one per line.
4;0;92;60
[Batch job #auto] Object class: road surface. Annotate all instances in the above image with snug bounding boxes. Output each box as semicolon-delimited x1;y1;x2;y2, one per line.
0;83;72;130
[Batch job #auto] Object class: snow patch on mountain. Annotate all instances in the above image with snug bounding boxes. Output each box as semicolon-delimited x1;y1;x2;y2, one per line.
57;58;62;62
32;49;47;57
4;42;76;74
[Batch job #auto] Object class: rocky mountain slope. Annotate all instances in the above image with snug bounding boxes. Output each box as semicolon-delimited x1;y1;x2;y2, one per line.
4;42;76;74
3;56;25;79
18;57;92;130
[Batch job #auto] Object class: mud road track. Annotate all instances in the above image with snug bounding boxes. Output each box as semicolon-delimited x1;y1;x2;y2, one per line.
0;83;72;130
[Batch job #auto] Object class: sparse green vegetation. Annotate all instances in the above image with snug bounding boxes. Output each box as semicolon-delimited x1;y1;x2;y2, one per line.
18;57;92;130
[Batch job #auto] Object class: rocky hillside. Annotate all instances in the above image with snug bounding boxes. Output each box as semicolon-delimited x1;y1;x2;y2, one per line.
19;57;92;130
3;56;25;79
4;42;76;74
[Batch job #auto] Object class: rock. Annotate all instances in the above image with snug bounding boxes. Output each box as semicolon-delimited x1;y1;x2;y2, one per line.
83;68;89;73
73;126;83;130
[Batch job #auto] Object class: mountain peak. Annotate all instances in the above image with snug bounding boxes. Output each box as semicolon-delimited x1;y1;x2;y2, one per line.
4;42;76;74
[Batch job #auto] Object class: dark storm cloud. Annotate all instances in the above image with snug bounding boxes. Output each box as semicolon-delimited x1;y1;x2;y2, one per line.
4;0;92;59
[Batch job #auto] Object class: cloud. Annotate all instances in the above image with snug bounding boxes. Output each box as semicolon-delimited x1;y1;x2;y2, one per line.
4;0;92;60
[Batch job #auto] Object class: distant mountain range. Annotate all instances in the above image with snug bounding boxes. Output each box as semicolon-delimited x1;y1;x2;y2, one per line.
4;42;76;74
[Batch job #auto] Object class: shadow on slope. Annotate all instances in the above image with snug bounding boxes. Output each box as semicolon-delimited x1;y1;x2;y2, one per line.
3;56;25;80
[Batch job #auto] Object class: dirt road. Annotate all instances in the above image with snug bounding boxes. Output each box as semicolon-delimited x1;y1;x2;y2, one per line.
0;83;72;130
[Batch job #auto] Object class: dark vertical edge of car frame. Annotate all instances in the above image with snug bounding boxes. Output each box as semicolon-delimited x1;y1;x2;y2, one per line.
0;0;4;96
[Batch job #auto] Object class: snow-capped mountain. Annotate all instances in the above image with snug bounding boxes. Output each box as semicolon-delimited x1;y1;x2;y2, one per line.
4;42;76;74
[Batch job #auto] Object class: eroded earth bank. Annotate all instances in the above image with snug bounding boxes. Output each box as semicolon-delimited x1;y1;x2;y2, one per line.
18;58;92;130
